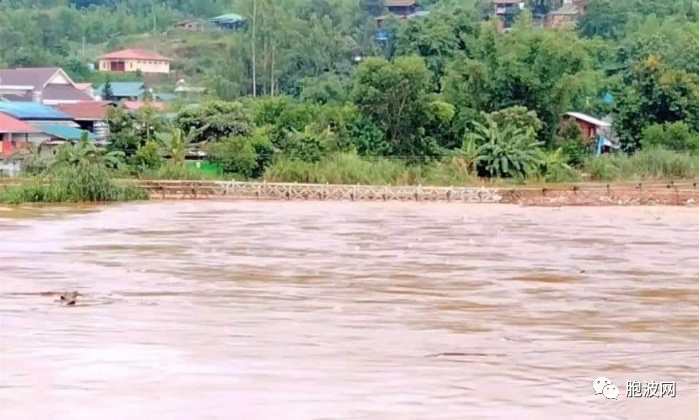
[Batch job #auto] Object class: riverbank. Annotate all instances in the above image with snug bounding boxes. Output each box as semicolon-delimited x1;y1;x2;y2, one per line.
2;179;697;206
116;179;699;206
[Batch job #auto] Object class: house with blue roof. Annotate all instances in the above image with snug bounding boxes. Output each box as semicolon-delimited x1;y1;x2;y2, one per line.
95;82;146;101
0;101;95;147
95;81;177;104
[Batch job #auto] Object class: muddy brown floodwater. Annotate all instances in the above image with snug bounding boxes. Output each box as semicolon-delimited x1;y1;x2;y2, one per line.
1;202;698;420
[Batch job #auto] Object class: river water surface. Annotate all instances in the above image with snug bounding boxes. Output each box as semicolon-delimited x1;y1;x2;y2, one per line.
1;201;698;419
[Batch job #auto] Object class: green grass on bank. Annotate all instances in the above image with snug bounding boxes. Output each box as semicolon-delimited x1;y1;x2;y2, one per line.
262;150;699;186
2;149;697;204
584;148;699;181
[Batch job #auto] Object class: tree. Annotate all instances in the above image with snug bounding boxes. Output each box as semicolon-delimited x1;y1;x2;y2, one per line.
577;0;629;40
443;27;595;144
614;56;699;152
489;106;543;134
175;101;254;143
360;0;385;17
101;76;114;101
351;56;442;157
156;127;196;164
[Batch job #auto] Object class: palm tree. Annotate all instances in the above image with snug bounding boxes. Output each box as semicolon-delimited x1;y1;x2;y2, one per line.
467;115;544;178
156;127;197;165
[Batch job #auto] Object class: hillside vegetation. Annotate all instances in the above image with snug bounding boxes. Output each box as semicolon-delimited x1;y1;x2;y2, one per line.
1;0;698;187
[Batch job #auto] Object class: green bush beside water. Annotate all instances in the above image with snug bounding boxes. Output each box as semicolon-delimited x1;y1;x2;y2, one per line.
0;139;148;204
0;166;147;204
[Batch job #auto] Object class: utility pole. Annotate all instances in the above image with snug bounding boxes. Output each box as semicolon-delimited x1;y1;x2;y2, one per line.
251;0;257;97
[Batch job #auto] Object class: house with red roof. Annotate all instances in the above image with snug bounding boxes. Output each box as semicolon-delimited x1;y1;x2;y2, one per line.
98;48;171;75
55;101;116;140
0;112;39;156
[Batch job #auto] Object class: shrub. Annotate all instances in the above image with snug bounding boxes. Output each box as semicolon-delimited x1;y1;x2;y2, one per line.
0;165;146;204
206;136;258;178
131;140;163;172
641;122;699;152
555;121;591;167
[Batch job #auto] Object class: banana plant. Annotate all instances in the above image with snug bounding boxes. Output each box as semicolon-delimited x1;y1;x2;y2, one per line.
467;115;544;178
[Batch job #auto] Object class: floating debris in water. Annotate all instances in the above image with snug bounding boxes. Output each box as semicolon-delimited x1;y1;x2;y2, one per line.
59;291;79;306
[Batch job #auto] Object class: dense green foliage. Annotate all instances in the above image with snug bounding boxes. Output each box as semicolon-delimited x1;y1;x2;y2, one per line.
0;138;147;203
2;0;699;185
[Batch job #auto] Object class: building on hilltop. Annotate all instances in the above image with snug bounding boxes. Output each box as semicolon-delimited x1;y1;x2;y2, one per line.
375;1;429;36
210;14;246;31
386;0;420;17
545;0;588;28
492;0;525;31
98;49;171;75
0;67;94;105
174;19;204;32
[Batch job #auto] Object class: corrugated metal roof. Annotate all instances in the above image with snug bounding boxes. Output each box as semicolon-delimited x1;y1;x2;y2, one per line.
42;84;94;101
211;13;245;23
565;112;611;128
122;101;166;111
54;101;114;121
0;67;59;88
34;123;96;140
96;82;145;98
386;0;417;6
154;93;178;101
0;101;71;120
0;112;40;133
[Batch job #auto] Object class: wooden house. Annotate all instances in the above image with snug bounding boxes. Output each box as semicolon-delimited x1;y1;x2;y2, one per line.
174;19;204;31
0;112;39;157
562;112;619;154
386;0;420;17
545;0;587;28
492;0;525;31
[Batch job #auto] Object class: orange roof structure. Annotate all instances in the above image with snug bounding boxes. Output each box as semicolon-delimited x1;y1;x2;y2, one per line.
0;112;39;133
54;101;115;121
99;48;170;61
121;101;166;111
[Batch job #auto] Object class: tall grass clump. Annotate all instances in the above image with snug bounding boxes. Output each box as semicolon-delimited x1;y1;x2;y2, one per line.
0;138;147;204
264;153;417;185
585;147;699;181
